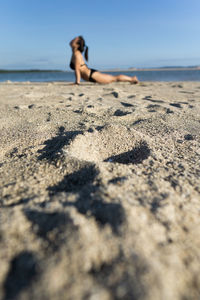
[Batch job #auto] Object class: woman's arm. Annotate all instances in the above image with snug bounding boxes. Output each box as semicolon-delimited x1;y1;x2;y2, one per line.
75;68;81;84
74;52;82;84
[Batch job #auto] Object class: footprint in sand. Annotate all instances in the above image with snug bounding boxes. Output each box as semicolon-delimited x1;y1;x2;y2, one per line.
132;119;146;126
46;112;51;122
37;127;83;162
172;84;183;88
24;210;77;250
104;141;150;164
47;162;125;234
111;91;119;98
64;124;152;165
166;108;174;114
184;134;194;141
170;103;182;108
146;104;174;114
143;95;152;100
108;176;127;185
146;104;161;112
3;251;39;300
120;102;134;107
127;95;136;99
143;96;165;103
103;91;119;98
114;109;132;116
28;104;35;109
179;91;194;94
73;109;83;114
179;101;188;104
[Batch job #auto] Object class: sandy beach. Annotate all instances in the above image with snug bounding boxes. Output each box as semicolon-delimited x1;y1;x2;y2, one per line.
0;81;200;299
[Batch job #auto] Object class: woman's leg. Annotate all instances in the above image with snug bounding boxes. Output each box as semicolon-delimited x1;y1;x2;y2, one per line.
91;71;139;84
115;74;139;84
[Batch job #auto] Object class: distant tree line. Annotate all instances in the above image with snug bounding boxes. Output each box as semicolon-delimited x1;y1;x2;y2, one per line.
0;69;63;73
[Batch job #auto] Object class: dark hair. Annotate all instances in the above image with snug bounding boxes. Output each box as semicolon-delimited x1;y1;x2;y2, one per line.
77;36;88;61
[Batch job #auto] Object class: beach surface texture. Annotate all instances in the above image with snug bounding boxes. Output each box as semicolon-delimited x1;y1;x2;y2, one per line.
0;81;200;300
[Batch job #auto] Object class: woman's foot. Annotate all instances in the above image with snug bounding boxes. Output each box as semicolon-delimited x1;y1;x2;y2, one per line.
131;76;139;84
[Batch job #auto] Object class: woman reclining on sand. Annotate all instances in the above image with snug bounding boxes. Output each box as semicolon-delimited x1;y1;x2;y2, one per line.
69;36;139;85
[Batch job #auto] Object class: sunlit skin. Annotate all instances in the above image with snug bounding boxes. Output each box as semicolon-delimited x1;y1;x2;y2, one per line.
69;37;139;85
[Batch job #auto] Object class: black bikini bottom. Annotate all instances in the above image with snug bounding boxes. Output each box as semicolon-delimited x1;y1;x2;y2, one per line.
89;68;97;83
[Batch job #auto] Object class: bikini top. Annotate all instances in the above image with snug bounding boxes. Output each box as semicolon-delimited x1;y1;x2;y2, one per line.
70;60;87;70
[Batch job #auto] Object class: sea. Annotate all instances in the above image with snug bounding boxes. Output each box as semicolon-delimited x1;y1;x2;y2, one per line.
0;69;200;83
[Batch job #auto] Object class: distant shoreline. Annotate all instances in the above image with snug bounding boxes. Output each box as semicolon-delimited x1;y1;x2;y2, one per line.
0;69;63;73
104;66;200;72
0;66;200;73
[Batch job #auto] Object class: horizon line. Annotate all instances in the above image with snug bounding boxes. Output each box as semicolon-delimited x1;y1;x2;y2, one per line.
0;65;200;73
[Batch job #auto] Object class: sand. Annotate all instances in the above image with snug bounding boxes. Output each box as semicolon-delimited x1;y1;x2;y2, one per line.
0;81;200;300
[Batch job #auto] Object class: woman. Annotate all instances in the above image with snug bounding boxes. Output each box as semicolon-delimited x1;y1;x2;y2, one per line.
69;36;139;85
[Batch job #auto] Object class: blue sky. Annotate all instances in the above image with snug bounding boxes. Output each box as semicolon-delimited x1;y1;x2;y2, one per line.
0;0;200;70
